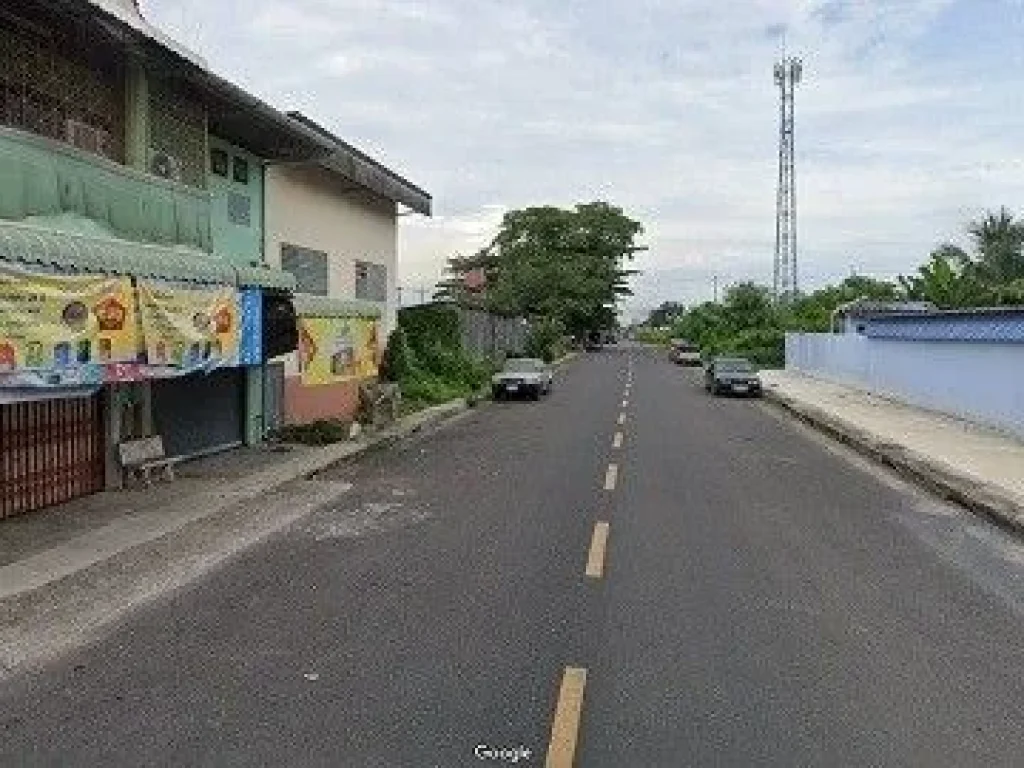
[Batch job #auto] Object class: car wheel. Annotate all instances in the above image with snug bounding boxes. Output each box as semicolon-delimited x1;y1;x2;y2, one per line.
530;388;541;401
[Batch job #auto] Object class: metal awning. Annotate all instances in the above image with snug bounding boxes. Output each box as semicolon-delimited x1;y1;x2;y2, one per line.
236;265;297;292
0;221;236;284
293;294;382;319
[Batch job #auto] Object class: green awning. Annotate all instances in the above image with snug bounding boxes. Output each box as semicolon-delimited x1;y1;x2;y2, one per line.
236;264;297;292
0;220;236;284
293;294;382;319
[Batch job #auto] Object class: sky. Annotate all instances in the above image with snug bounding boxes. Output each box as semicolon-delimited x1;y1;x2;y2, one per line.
143;0;1024;321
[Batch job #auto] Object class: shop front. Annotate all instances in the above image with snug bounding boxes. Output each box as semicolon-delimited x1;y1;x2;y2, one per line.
0;223;292;515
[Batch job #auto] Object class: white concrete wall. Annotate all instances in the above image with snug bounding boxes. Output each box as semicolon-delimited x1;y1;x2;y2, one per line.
265;164;397;376
787;333;1024;438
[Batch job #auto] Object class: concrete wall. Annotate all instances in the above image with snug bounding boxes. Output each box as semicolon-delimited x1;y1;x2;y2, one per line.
264;163;397;335
459;309;529;359
265;164;396;425
787;333;1024;438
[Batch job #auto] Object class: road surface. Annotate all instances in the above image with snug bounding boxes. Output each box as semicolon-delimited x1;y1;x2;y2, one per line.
5;346;1024;766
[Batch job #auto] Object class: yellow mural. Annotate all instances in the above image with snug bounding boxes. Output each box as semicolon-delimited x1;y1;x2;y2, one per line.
298;317;379;386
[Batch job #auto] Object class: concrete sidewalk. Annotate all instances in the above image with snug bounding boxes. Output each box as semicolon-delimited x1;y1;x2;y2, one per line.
762;369;1024;531
0;399;469;601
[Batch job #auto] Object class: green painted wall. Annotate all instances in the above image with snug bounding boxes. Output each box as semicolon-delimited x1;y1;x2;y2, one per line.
208;137;263;267
0;127;211;251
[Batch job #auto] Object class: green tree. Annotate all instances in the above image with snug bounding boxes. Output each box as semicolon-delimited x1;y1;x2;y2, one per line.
968;207;1024;284
899;246;992;308
437;202;643;338
646;301;686;328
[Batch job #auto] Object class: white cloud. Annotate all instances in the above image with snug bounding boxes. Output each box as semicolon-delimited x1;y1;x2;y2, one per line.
141;0;1024;313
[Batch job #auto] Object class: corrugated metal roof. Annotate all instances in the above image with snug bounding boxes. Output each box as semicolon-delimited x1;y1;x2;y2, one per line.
293;294;382;319
235;265;297;292
0;220;236;284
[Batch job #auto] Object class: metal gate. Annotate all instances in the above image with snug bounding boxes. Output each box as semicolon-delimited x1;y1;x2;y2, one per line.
152;368;244;458
0;395;105;519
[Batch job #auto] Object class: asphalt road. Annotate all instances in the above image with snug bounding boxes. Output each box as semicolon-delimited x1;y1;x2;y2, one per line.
5;346;1024;766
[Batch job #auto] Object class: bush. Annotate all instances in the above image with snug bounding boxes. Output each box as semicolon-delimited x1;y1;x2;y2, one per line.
380;327;413;382
525;318;566;362
274;419;349;446
392;305;495;405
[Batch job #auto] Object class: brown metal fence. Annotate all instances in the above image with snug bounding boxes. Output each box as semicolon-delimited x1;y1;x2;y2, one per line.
0;395;104;519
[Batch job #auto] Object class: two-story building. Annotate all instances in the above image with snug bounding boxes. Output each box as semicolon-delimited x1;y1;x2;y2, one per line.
0;0;430;519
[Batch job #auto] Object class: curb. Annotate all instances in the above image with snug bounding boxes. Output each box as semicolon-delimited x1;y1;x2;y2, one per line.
0;398;473;679
763;388;1024;534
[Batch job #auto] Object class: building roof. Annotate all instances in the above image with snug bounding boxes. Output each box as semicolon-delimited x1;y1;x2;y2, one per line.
286;113;432;216
836;299;937;317
864;306;1024;343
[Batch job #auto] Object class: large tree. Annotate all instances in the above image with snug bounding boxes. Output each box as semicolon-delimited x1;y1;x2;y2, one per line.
437;202;643;337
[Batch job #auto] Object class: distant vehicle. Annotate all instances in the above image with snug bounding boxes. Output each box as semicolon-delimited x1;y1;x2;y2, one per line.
668;339;702;366
492;357;553;400
705;357;762;397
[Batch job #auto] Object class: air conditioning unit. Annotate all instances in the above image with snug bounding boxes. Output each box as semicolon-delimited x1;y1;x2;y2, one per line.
149;150;183;182
65;119;110;156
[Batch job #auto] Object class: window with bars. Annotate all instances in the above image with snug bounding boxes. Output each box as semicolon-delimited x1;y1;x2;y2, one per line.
355;260;388;302
282;244;329;296
0;24;125;162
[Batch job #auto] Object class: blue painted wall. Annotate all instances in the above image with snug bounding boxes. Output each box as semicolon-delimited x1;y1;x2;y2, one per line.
786;332;1024;438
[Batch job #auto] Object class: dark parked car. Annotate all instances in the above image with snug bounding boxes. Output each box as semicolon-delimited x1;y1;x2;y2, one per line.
705;357;762;397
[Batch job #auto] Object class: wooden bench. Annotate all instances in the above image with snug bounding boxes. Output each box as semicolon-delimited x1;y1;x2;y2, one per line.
118;436;178;486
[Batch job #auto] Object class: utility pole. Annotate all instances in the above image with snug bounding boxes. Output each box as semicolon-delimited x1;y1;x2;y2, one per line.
417;286;427;304
773;53;802;303
713;275;719;303
397;286;404;307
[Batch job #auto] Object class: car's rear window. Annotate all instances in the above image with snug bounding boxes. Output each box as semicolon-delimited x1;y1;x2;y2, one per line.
717;360;754;373
504;359;543;373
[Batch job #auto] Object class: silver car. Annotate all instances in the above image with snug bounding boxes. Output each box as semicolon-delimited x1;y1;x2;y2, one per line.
491;358;553;400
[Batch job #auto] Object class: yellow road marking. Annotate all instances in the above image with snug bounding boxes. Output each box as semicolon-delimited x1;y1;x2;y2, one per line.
585;522;610;578
617;413;626;425
546;667;588;768
612;432;624;449
604;463;618;490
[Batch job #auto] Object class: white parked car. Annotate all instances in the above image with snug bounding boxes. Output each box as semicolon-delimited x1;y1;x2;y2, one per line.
491;358;553;401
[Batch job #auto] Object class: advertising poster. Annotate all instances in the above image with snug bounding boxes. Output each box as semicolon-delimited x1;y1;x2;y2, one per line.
298;317;379;386
137;279;240;374
0;264;136;389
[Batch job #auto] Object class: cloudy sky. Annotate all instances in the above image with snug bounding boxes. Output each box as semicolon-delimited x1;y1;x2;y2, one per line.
144;0;1024;320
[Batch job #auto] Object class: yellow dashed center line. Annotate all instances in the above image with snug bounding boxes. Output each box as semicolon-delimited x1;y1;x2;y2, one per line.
612;432;624;449
546;667;588;768
585;522;610;578
604;463;619;490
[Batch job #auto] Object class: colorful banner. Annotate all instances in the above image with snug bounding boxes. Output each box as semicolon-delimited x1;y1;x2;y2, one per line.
137;279;240;374
298;317;379;386
0;264;137;390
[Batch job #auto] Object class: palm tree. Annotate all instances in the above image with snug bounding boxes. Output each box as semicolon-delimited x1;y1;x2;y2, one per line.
967;207;1024;284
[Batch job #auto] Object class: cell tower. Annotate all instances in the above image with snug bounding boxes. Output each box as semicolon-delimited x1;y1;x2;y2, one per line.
773;55;802;302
